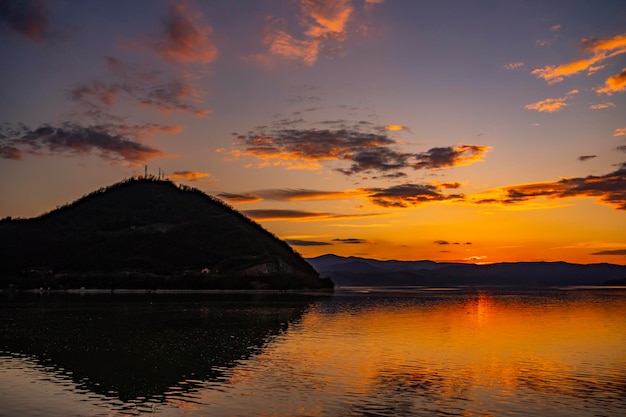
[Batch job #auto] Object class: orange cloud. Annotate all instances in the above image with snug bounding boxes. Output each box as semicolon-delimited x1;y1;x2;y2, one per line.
589;102;615;110
474;163;626;211
268;30;319;66
525;90;578;113
168;171;211;182
302;0;353;39
531;32;626;84
153;1;218;64
219;182;467;209
264;0;381;66
216;193;263;204
384;125;409;131
525;97;568;113
614;128;626;137
596;68;626;95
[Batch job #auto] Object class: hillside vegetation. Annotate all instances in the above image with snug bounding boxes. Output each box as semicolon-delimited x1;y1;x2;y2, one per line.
0;178;331;290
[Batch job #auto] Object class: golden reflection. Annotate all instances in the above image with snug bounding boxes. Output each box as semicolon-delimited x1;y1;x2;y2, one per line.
169;291;626;416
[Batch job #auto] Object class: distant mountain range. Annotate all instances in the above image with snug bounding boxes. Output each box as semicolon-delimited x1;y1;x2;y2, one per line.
306;254;626;287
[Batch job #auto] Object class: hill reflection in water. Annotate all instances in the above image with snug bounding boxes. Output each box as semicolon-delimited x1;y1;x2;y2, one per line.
0;293;317;401
1;288;625;416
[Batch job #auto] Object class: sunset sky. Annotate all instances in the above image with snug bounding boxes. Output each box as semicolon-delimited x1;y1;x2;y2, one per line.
1;0;625;264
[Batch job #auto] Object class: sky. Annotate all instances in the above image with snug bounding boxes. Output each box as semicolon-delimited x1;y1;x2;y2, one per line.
1;0;625;265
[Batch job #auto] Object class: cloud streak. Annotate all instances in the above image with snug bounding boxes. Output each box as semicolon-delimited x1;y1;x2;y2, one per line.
242;209;384;221
590;249;626;256
332;238;374;244
286;239;332;246
531;33;626;84
589;102;615;110
168;171;211;182
69;69;210;117
216;192;263;203
614;128;626;137
474;163;626;211
220;182;468;209
0;122;174;163
525;90;578;113
434;240;472;245
361;183;465;208
578;155;596;162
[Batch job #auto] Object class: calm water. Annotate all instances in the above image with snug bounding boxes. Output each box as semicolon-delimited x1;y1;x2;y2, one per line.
1;288;625;417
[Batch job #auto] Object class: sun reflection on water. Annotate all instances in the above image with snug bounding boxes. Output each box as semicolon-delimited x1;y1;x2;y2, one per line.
199;289;626;416
1;290;625;416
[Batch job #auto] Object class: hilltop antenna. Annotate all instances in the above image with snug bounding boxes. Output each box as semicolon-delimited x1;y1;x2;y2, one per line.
144;165;148;178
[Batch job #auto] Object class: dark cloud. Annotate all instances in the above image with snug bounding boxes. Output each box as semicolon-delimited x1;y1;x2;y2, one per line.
437;182;462;189
0;0;49;42
286;239;332;246
0;145;22;160
242;210;331;221
474;163;626;210
0;122;171;163
254;188;357;201
337;147;412;175
434;240;472;245
361;183;465;208
217;192;262;203
221;183;467;209
578;155;597;162
289;95;321;104
332;238;372;244
69;71;210;117
233;125;489;176
242;209;384;221
412;145;490;170
590;249;626;255
616;146;626;153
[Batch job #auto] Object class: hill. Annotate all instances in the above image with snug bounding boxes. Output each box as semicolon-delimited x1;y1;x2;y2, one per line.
0;178;332;290
307;254;626;287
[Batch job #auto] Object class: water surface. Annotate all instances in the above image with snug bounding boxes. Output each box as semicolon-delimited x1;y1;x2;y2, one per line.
1;288;625;416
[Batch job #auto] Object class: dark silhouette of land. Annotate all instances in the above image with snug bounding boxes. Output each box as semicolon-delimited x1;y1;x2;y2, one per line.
0;178;332;290
307;254;626;287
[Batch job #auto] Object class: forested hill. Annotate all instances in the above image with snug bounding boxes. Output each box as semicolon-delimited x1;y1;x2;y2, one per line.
0;178;331;290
